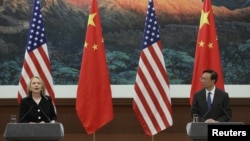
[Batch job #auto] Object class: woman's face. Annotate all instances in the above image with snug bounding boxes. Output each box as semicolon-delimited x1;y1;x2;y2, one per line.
30;78;42;94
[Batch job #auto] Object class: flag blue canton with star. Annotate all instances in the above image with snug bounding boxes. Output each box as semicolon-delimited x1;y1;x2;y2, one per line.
142;0;160;49
27;0;46;52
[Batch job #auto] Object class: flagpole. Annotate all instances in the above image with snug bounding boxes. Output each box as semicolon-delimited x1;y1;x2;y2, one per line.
93;132;95;141
151;135;154;141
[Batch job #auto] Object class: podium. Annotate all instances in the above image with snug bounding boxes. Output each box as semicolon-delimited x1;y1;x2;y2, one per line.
186;122;244;141
3;123;64;141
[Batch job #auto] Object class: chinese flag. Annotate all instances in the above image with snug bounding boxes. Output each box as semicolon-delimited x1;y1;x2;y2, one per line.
190;0;225;105
75;0;114;134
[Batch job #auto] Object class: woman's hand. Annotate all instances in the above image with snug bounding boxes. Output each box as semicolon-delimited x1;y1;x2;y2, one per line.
50;120;56;123
205;118;218;123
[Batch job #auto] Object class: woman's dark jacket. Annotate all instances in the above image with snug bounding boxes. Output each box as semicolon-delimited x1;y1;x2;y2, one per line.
19;95;57;123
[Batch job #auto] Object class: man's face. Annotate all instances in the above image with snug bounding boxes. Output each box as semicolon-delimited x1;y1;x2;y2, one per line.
200;72;215;89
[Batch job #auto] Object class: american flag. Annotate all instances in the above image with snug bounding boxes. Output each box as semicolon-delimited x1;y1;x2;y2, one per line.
133;0;173;136
17;0;56;105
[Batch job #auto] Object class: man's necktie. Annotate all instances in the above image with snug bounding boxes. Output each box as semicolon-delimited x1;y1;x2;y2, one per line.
207;92;212;110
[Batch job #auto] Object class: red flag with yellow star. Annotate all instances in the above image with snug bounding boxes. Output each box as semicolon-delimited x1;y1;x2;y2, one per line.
190;0;225;105
75;0;113;134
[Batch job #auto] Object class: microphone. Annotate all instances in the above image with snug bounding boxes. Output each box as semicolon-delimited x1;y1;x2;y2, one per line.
39;105;51;122
220;106;231;119
42;95;48;100
201;110;210;122
19;105;34;123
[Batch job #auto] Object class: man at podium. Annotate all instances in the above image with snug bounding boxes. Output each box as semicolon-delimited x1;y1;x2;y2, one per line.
190;69;232;123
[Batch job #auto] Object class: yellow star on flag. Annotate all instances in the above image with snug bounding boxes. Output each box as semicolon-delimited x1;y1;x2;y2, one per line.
198;40;205;47
88;13;97;26
199;10;210;29
92;44;98;50
84;41;88;48
208;42;213;48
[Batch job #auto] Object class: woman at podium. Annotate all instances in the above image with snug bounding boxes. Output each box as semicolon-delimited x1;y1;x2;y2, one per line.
190;69;232;123
19;76;57;123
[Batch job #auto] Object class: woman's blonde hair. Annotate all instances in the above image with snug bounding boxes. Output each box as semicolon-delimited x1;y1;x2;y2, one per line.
27;76;46;96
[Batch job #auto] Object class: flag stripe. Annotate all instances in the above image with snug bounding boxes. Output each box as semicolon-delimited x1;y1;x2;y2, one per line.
26;47;52;95
140;47;168;128
136;63;162;132
133;0;173;136
136;44;172;130
134;86;158;134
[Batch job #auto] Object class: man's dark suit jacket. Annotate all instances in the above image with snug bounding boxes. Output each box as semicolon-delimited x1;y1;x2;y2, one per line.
191;87;232;122
19;95;57;123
